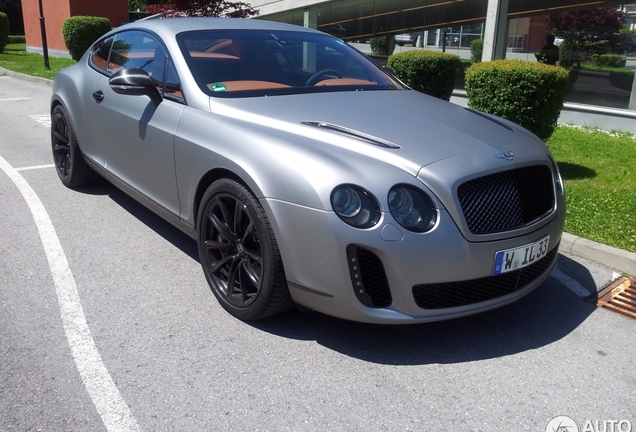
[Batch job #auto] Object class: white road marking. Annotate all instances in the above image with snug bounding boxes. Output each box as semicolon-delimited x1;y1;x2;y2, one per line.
0;154;141;432
551;268;592;298
29;114;51;128
0;97;30;101
16;164;55;171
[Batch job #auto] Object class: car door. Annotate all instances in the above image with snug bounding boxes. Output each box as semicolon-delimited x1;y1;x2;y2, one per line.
87;30;186;218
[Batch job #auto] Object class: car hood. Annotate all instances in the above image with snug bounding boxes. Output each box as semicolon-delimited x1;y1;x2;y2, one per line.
208;89;546;177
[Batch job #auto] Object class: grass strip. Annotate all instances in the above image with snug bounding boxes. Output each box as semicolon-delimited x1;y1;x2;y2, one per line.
547;126;636;253
0;44;76;80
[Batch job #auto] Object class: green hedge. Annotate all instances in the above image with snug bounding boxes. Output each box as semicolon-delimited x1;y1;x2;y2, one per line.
62;16;112;61
470;39;483;63
465;59;569;141
387;50;461;101
370;36;389;55
591;53;626;68
0;12;9;54
8;35;26;44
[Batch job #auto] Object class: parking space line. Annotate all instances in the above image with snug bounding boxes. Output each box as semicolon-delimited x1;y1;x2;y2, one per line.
16;164;55;171
29;114;51;128
551;268;593;298
0;154;141;432
0;97;30;101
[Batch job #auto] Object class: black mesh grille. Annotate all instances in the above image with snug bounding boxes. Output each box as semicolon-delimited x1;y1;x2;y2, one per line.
412;247;557;309
458;166;554;234
346;245;392;308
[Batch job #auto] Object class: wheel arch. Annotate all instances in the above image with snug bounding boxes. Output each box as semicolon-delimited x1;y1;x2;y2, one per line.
192;168;253;231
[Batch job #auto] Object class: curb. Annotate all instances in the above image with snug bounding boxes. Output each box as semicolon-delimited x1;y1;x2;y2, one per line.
560;232;636;277
2;67;634;277
0;67;54;87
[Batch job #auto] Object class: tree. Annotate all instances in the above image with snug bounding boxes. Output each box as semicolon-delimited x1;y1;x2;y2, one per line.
144;0;258;18
129;0;147;12
548;7;625;57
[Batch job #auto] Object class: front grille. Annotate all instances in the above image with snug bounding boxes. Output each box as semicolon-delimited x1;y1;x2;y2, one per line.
412;247;557;309
346;245;392;308
458;165;554;234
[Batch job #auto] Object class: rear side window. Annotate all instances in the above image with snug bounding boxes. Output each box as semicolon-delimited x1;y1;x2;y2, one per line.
91;36;114;72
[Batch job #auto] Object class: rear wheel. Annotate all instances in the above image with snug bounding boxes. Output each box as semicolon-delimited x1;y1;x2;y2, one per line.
197;179;292;320
51;105;96;188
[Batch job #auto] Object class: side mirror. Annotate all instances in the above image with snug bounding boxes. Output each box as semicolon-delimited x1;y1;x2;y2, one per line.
109;68;162;105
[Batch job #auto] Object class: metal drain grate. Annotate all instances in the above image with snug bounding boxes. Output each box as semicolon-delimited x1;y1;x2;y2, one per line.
596;277;636;320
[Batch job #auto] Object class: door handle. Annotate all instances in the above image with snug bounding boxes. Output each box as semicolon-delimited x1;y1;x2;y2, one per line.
92;91;104;102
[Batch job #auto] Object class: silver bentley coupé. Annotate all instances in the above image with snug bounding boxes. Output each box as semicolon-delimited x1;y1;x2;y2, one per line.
51;17;565;323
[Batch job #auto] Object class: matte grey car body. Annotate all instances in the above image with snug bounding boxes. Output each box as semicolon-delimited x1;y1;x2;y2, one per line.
51;17;565;324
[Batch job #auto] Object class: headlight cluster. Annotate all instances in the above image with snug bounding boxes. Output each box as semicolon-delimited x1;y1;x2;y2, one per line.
330;184;437;232
331;185;380;228
388;185;437;232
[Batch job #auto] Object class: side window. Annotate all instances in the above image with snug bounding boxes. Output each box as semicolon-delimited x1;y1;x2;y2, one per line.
164;59;183;101
109;31;158;73
96;30;184;102
90;36;114;72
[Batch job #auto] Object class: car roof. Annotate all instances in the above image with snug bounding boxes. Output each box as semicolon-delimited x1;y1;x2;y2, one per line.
118;17;322;38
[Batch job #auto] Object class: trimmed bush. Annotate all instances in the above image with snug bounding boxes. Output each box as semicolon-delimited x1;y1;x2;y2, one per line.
387;50;461;101
0;12;9;54
370;36;389;55
465;59;569;141
8;35;26;44
470;38;483;63
62;16;112;61
591;53;626;68
369;36;389;55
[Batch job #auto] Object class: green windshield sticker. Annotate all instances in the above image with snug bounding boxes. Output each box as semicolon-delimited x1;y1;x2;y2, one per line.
209;83;227;92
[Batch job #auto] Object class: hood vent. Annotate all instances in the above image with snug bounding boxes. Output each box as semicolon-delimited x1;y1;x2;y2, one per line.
302;121;401;149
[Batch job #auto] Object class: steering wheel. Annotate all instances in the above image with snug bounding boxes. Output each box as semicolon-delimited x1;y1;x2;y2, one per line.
305;69;343;86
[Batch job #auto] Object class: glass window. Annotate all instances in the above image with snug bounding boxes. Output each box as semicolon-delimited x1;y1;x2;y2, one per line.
517;6;635;110
90;36;114;72
91;30;184;102
177;29;402;97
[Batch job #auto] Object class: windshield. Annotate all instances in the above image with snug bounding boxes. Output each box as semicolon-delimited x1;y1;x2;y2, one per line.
177;29;402;97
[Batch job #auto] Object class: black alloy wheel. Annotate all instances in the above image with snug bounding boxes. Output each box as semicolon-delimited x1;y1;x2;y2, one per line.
51;105;96;188
197;179;292;320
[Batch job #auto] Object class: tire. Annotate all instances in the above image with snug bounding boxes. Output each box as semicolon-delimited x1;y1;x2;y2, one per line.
51;105;96;188
197;179;292;320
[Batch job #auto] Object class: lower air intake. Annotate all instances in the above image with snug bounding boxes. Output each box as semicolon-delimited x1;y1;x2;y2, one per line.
412;247;557;309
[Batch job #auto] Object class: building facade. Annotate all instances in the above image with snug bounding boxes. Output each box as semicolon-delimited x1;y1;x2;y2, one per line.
21;0;128;58
251;0;636;131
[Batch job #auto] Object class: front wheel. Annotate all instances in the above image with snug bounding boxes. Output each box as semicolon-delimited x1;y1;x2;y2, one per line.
197;179;292;320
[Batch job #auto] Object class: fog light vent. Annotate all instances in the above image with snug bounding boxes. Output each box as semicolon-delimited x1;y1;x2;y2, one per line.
346;245;392;308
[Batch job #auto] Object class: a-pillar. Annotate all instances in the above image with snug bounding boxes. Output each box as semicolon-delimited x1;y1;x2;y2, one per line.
481;0;509;62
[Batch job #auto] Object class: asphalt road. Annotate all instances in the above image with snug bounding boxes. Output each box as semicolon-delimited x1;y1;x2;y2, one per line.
1;74;635;432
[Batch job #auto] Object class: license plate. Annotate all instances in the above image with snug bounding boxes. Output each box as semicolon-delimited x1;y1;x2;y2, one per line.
492;235;550;275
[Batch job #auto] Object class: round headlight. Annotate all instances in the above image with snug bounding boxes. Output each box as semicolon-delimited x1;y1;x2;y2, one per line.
331;185;380;229
388;185;437;232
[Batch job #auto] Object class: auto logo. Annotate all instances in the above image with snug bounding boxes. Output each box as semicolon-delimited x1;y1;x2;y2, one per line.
493;151;515;161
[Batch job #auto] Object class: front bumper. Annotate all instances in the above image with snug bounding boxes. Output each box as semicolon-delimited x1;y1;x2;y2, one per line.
262;196;565;324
